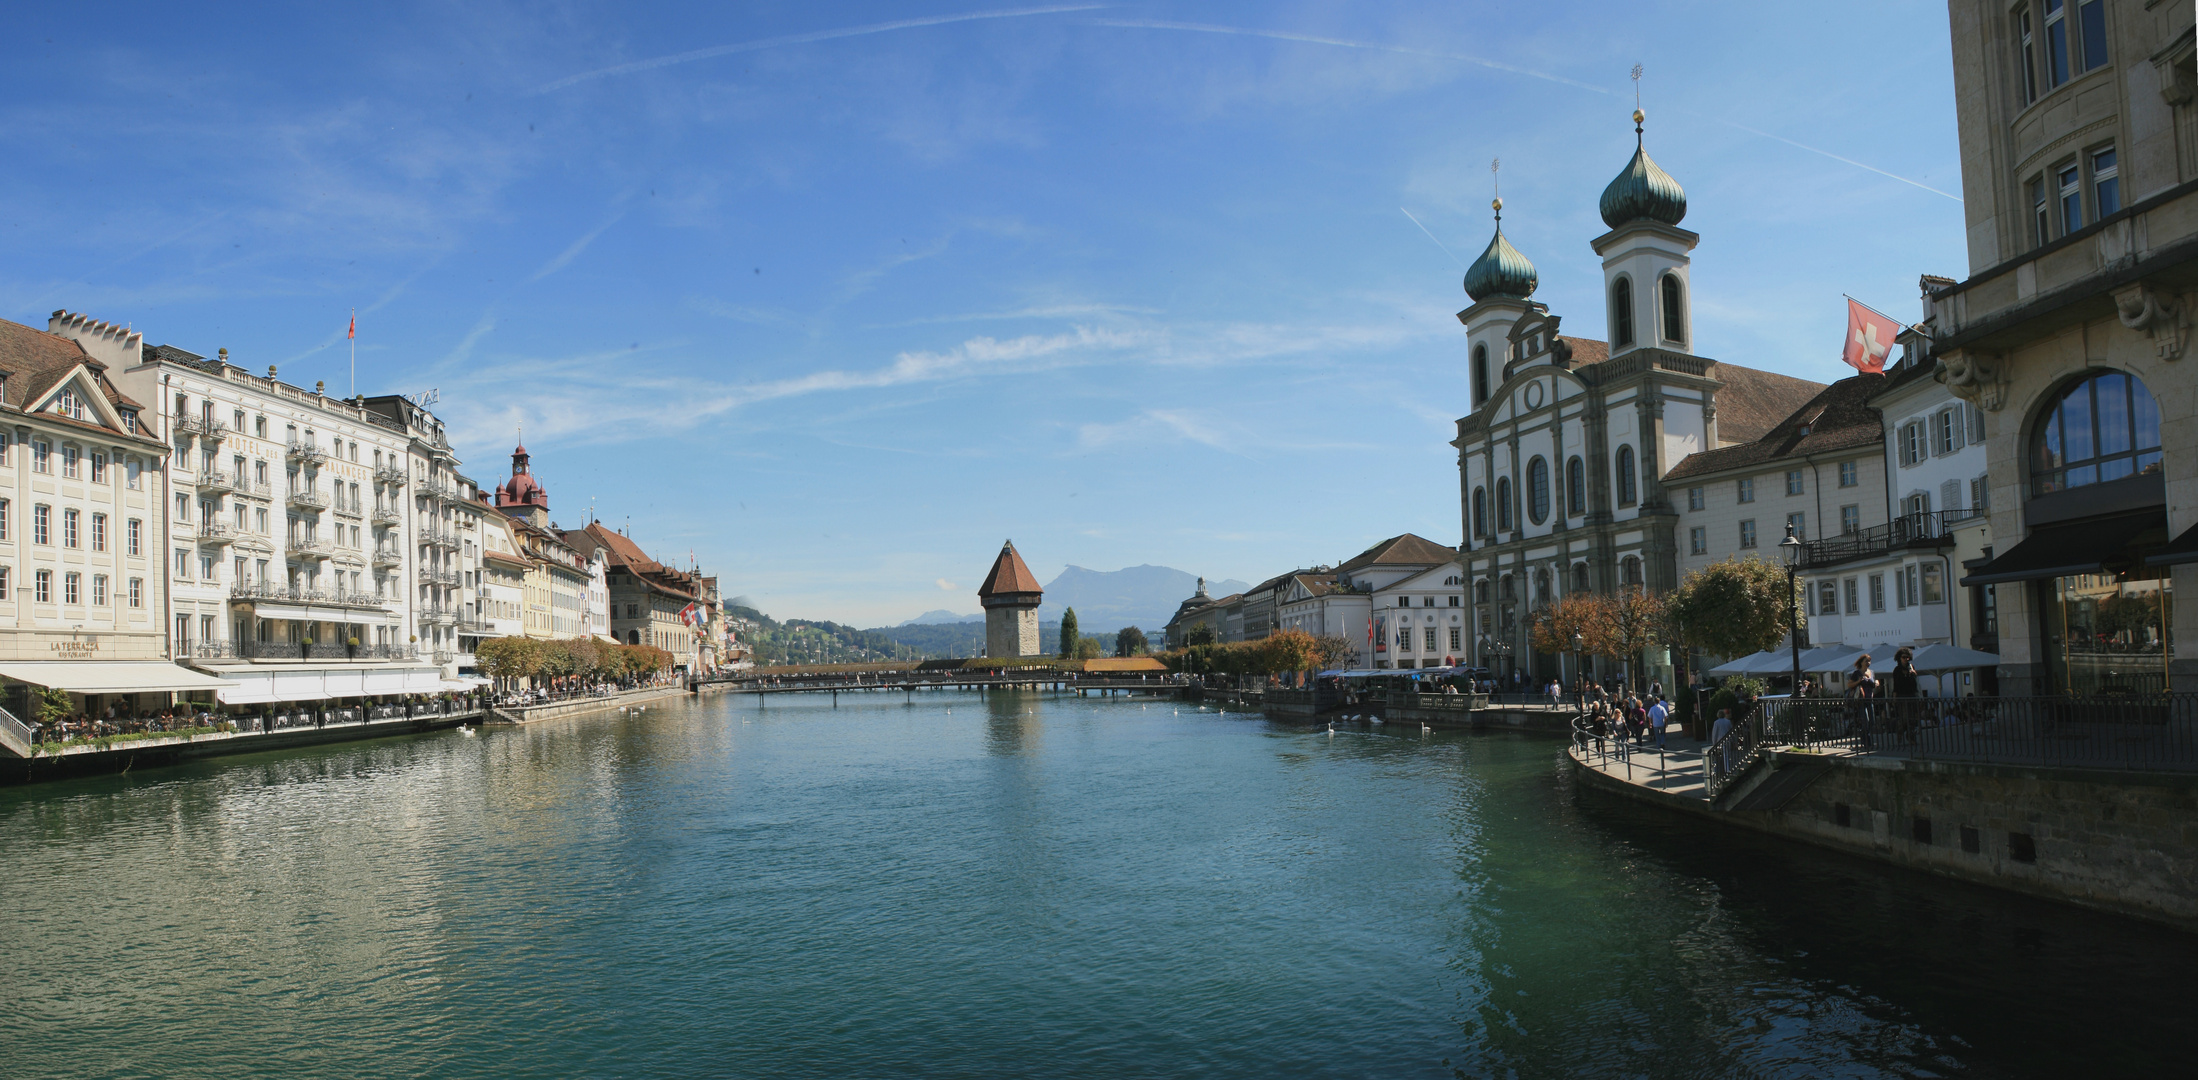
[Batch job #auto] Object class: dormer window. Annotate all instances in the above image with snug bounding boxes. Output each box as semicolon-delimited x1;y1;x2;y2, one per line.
120;410;137;434
56;387;84;421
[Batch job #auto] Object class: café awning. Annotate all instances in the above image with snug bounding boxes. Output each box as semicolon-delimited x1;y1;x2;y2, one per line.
0;661;233;695
1963;513;2160;585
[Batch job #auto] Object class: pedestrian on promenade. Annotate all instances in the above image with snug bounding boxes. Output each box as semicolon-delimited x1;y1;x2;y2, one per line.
1848;655;1878;750
1710;707;1734;774
1890;647;1921;742
1648;695;1668;750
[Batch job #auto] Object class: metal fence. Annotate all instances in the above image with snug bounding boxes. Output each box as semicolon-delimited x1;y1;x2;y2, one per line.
1720;694;2198;783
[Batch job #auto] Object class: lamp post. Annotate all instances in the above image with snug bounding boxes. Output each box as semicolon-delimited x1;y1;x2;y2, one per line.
1572;630;1587;707
1780;522;1804;697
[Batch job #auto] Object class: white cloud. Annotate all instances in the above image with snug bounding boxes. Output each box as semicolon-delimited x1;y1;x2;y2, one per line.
935;578;958;591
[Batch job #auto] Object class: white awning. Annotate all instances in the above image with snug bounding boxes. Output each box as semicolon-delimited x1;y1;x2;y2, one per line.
243;602;393;623
0;661;234;695
207;665;443;705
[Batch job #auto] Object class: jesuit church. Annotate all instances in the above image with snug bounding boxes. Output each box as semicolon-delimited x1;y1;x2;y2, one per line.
1453;110;1822;685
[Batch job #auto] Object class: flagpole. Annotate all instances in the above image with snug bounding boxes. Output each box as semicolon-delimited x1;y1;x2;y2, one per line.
348;307;356;399
1841;293;1908;328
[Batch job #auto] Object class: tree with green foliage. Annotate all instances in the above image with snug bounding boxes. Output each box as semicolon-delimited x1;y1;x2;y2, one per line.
1312;634;1357;671
32;685;72;729
1666;556;1802;665
1072;636;1104;660
1185;622;1217;648
1058;608;1080;659
1114;626;1149;657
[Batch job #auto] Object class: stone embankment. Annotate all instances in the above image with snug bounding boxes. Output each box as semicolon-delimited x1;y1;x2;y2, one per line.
485;685;687;725
1570;741;2198;934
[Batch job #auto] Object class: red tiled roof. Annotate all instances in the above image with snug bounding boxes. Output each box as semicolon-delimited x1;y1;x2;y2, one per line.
1559;336;1610;366
0;317;158;443
977;540;1042;597
1709;364;1828;445
1666;373;1886;481
1337;533;1458;573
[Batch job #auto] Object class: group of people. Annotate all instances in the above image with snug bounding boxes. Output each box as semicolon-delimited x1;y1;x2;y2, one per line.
30;693;485;747
30;705;228;744
1581;687;1674;752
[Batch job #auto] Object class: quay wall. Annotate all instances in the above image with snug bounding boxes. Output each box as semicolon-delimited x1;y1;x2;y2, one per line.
1;711;477;785
1571;749;2198;933
490;686;686;725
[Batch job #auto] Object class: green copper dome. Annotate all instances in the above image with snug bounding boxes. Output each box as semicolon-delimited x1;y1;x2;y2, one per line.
1463;200;1538;303
1598;111;1686;229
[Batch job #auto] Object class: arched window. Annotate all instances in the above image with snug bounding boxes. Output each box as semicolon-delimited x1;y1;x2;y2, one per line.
628;629;641;645
1500;575;1516;601
1621;556;1643;588
1496;477;1513;532
1611;277;1634;348
1472;486;1487;538
2030;369;2162;495
1615;446;1638;506
1566;456;1586;515
1660;274;1686;345
1534;569;1551;606
1527;457;1550;524
1472;344;1490;405
1475;579;1490;604
1572;561;1590;593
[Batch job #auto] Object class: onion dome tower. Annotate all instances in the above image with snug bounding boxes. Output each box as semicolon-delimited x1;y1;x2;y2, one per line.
1462;198;1539;303
1593;108;1698;359
977;540;1044;658
1458;197;1540;410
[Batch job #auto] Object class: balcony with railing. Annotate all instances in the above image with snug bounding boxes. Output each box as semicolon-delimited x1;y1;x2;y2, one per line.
175;417;230;441
286;486;326;510
455;612;491;634
418;528;460;550
422;568;462;587
229;582;389;609
197;639;418;662
234;478;273;500
197;522;236;546
418;479;460;503
286;538;334;560
196;470;236;493
374;463;409;486
286;442;327;465
371;506;402;526
420;606;459;626
372;547;404;568
1796;509;1984;571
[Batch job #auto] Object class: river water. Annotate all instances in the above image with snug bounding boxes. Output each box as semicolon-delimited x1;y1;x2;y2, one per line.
1;690;2189;1078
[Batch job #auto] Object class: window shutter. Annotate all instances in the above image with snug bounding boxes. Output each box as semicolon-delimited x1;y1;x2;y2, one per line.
1941;480;1962;515
1967;405;1985;442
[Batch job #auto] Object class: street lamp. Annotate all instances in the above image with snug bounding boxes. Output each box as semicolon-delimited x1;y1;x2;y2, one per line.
1572;630;1587;706
1780;522;1804;698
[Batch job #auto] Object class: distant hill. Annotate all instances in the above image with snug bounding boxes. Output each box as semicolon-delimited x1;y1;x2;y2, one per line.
1036;565;1248;635
861;620;1064;658
899;609;982;626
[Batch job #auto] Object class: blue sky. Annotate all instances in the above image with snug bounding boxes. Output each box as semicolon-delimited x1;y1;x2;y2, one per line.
0;2;1966;627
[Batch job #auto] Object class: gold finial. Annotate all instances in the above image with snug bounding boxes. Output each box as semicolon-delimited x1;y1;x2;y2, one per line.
1492;197;1504;214
1633;108;1646;125
1490;157;1502;220
1630;65;1646;137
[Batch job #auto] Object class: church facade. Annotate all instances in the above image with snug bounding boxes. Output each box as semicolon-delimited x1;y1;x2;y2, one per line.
1453;113;1822;685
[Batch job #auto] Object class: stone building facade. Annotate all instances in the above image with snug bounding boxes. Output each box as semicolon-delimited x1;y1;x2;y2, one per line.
978;540;1042;658
1936;0;2198;694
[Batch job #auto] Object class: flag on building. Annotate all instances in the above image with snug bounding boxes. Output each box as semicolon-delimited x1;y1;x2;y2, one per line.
1841;297;1901;374
347;313;355;339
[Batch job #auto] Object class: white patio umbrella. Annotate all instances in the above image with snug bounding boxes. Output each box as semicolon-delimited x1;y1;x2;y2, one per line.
1907;642;2003;672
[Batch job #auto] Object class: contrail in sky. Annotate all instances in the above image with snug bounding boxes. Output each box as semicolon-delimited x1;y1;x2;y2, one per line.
1089;18;1960;203
535;5;1106;93
1399;208;1462;267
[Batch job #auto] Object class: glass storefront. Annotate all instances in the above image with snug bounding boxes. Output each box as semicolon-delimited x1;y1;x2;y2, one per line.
2040;570;2172;695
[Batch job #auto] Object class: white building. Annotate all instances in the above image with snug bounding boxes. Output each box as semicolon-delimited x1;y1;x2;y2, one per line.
99;323;450;704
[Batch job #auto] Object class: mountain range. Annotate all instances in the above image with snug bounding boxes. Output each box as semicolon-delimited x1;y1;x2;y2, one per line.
884;565;1250;634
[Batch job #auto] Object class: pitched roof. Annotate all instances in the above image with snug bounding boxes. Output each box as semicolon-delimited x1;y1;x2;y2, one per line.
0;317;158;444
977;540;1042;597
573;521;700;601
1709;364;1828;445
1665;372;1886;481
1337;533;1458;573
1558;335;1610;367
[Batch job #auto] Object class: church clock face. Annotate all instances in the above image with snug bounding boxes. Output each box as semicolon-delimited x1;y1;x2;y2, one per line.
1524;381;1545;409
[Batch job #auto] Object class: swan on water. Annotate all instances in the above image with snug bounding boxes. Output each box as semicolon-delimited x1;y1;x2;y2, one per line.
1327;722;1336;736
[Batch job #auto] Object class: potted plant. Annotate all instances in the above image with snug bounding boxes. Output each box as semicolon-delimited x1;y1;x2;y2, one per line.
346;636;361;658
300;636;314;659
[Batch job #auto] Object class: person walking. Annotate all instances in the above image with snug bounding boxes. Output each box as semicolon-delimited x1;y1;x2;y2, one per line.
1848;655;1879;750
1890;647;1922;742
1710;707;1735;775
1648;695;1669;750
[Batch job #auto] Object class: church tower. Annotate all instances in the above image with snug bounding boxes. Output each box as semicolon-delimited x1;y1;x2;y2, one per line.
1458;195;1541;410
494;441;552;529
1593;108;1695;359
977;540;1043;658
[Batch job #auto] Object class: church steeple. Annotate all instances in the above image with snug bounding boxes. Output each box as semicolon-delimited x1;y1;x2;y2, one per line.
1592;96;1698;359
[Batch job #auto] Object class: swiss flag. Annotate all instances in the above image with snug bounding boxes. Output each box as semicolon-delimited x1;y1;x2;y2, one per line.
1842;298;1900;374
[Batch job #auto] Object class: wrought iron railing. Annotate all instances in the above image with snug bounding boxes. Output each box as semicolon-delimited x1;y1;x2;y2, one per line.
197;522;236;544
422;569;462;587
287;487;326;509
285;539;334;559
418;529;459;549
1797;508;1984;570
371;506;402;525
1709;694;2198;796
196;470;236;492
224;639;417;661
374;464;409;486
286;442;327;465
372;548;404;567
229;582;387;608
